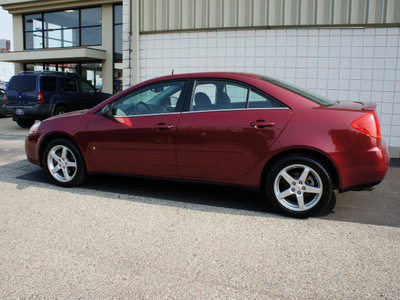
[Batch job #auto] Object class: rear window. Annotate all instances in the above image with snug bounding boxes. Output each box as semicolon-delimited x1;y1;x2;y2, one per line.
260;76;337;107
8;76;37;93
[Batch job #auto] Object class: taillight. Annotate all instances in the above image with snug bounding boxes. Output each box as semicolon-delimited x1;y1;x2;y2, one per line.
37;92;43;104
351;112;382;139
3;93;6;104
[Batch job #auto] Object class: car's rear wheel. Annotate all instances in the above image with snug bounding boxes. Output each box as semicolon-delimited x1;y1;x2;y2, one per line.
265;155;333;218
43;138;87;187
16;118;35;128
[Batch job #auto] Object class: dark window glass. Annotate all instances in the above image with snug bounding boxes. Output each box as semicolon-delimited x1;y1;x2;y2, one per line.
42;77;57;91
260;76;337;107
81;27;101;46
8;76;36;92
24;7;101;49
25;14;42;31
248;90;284;108
44;10;79;29
79;80;95;93
61;78;77;93
114;24;122;61
81;7;102;26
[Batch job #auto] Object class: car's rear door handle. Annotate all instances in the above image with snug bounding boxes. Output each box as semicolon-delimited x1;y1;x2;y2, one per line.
152;123;174;131
250;120;275;128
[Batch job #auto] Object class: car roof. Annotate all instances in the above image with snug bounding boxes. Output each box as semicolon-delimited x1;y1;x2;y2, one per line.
143;72;262;81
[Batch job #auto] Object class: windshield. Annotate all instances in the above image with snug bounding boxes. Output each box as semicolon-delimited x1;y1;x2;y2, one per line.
260;76;337;107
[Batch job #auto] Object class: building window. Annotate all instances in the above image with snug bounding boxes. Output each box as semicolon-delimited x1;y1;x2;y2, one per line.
24;7;102;49
113;4;123;93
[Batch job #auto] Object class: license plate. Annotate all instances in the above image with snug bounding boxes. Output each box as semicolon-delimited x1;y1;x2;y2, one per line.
15;109;24;115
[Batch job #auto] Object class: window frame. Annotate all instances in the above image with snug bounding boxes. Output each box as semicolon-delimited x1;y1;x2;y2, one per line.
23;6;102;50
103;79;191;117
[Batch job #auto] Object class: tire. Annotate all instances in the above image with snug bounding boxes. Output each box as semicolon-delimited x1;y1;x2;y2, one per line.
43;138;87;187
53;106;68;116
16;118;35;128
265;155;333;218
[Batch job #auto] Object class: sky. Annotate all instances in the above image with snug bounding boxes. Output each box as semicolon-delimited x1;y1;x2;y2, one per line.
0;6;14;78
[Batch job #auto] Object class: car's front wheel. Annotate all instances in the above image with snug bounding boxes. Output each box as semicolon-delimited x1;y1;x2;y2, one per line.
265;155;333;218
43;138;87;187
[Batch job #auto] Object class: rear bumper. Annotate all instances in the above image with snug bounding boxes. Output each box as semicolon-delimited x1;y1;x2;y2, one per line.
5;104;54;119
335;139;389;192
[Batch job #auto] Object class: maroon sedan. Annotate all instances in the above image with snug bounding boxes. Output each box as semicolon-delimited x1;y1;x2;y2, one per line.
25;73;389;217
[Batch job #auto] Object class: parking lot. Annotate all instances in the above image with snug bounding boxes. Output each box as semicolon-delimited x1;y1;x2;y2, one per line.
1;116;399;298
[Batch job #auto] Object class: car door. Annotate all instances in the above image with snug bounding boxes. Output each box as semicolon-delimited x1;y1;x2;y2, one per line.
86;80;189;176
60;77;82;111
176;79;292;180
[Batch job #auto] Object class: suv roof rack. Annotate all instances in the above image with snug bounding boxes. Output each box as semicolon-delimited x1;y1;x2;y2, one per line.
19;71;81;78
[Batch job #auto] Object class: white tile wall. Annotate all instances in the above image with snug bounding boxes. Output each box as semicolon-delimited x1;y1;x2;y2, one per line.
138;28;400;148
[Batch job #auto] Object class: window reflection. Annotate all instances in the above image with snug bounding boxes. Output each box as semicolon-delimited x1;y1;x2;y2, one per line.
24;7;102;49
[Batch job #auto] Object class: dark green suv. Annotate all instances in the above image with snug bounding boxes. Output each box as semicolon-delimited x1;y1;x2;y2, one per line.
4;71;111;128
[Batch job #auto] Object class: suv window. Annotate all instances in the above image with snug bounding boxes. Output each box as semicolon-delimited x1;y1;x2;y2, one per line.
8;76;36;92
61;78;77;93
79;80;95;93
42;77;57;92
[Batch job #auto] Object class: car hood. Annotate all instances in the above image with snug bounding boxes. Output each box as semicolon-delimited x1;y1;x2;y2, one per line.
45;109;87;121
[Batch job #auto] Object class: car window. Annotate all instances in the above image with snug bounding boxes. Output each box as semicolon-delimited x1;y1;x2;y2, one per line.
42;77;57;92
261;76;336;107
111;81;186;116
61;78;77;93
8;76;36;92
248;90;284;108
191;80;247;111
79;80;95;93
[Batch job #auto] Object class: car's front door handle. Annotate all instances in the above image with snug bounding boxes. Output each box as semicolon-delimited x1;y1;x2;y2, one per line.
250;120;275;128
152;123;174;131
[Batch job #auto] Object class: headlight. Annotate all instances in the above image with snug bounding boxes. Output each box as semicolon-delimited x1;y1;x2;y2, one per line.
29;121;41;135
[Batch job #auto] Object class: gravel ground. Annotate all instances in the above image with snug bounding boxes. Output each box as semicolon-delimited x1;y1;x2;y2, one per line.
0;135;399;299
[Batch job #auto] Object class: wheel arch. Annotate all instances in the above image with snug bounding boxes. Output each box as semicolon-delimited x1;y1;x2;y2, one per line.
260;148;340;191
52;102;69;115
39;133;83;168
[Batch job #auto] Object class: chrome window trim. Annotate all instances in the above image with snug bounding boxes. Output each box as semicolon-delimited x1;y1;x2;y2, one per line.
112;112;182;118
182;107;290;114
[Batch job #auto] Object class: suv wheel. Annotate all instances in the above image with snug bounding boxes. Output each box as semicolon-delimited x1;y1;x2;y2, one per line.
53;106;68;116
16;119;35;128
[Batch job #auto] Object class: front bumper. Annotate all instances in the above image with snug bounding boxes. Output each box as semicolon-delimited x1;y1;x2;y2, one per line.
25;133;42;167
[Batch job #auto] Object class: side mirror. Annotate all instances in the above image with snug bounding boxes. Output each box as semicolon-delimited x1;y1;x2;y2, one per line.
100;103;113;117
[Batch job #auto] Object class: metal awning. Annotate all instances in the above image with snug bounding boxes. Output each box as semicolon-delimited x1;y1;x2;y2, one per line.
0;47;107;63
